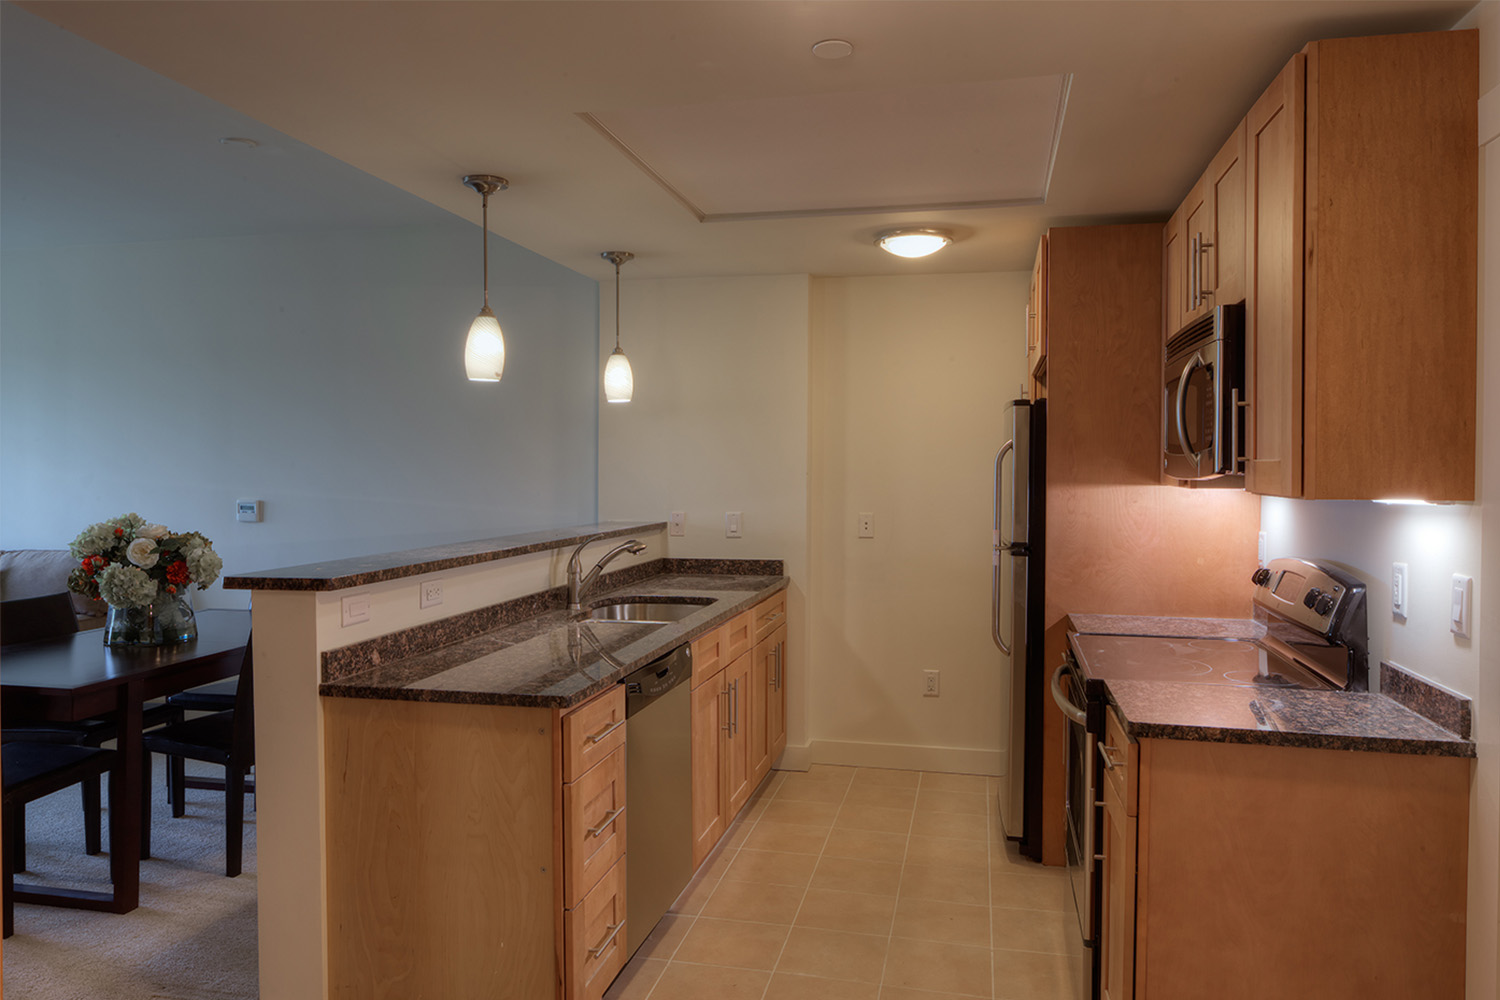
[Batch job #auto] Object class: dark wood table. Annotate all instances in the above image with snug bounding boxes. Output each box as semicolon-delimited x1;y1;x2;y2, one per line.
0;608;251;914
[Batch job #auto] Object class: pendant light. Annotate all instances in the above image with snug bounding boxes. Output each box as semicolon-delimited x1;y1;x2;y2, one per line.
462;174;509;382
601;251;635;403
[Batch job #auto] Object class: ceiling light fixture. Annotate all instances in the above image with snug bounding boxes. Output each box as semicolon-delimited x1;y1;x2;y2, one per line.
601;251;635;404
217;136;260;149
462;174;509;382
811;39;854;60
876;228;953;258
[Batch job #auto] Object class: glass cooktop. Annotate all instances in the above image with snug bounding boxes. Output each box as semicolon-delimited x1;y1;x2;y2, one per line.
1069;634;1334;691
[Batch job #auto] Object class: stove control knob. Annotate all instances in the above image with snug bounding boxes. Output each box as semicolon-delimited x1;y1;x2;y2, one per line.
1313;593;1337;616
1302;587;1323;610
1251;568;1272;586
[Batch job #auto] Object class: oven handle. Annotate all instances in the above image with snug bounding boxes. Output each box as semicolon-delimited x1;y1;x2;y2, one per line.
1175;351;1207;466
1050;660;1087;726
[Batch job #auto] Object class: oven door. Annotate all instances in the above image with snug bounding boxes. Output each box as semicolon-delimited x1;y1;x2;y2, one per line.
1051;657;1098;999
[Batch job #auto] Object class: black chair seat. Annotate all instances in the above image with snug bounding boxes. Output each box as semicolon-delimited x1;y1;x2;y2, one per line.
165;678;238;714
5;701;183;747
143;712;234;765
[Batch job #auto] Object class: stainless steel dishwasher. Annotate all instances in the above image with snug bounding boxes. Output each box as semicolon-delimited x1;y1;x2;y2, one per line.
622;642;693;957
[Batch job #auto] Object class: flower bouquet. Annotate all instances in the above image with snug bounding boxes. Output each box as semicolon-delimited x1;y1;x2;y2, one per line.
67;513;224;647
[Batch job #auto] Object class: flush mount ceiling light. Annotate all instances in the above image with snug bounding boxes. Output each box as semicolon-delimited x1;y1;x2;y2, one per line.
811;38;854;60
601;251;635;404
462;174;509;382
876;228;953;258
217;136;260;149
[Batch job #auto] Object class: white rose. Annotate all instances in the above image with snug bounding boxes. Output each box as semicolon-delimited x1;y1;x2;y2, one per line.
126;537;159;569
138;523;170;540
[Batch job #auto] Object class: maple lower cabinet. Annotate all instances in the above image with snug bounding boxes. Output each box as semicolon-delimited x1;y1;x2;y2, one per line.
1244;29;1477;500
689;663;728;868
1098;709;1470;1000
323;685;629;1000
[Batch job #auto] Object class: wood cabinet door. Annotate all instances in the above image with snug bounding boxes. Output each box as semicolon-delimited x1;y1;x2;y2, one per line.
1180;180;1209;327
1205;121;1247;309
1244;53;1305;498
749;637;772;787
690;670;727;869
1028;235;1049;397
1162;208;1187;341
768;626;788;761
1100;775;1137;1000
723;652;753;820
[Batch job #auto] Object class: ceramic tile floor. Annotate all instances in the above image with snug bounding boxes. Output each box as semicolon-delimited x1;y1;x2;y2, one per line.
604;765;1084;1000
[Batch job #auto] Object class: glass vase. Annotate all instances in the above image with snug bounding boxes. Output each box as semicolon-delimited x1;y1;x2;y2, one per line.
103;590;197;647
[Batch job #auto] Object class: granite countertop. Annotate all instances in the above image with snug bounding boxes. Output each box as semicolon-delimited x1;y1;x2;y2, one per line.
320;572;787;709
1069;614;1474;758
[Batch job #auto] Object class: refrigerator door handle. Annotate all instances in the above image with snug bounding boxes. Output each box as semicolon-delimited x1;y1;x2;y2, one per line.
993;439;1015;655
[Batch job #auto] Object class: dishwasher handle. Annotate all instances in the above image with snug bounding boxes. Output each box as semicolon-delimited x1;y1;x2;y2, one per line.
1050;660;1087;726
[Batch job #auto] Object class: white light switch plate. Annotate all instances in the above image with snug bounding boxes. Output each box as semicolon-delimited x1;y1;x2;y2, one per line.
1451;574;1473;638
1392;562;1409;619
341;594;371;627
725;511;743;538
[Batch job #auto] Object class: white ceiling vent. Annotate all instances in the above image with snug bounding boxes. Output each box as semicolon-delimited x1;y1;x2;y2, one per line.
581;74;1071;222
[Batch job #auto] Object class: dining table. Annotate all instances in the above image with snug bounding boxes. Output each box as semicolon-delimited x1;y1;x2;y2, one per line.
0;608;251;915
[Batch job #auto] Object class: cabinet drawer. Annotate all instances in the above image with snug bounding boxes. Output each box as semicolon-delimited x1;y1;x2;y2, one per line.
562;686;627;783
692;624;727;688
724;610;753;665
565;855;627;1000
1101;709;1137;817
564;746;626;908
752;591;787;644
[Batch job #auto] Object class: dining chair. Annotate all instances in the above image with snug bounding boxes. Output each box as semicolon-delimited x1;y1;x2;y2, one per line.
0;592;179;867
141;636;254;876
2;742;117;937
162;672;255;805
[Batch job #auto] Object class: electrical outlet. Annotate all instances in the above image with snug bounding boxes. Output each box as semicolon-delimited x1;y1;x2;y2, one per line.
923;669;940;697
341;595;371;627
1392;563;1409;619
858;512;875;539
669;511;686;537
725;511;743;538
420;580;444;609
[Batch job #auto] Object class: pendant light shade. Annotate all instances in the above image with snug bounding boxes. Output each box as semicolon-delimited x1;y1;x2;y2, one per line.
462;174;508;382
601;251;635;404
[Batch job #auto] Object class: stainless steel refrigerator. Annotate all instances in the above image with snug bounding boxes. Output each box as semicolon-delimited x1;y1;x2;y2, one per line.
993;397;1045;859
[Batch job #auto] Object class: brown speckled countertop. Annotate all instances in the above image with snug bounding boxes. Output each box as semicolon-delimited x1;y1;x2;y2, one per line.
1069;615;1474;758
319;572;787;709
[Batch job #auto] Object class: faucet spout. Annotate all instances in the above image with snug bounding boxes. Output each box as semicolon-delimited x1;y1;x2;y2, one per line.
567;535;647;613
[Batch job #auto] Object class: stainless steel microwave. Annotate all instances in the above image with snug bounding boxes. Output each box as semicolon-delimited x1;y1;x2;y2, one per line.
1163;303;1244;480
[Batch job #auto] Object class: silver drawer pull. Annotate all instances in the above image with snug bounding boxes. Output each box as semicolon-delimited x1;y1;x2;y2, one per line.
587;921;624;959
586;718;625;744
764;611;784;624
587;806;624;839
1098;742;1125;771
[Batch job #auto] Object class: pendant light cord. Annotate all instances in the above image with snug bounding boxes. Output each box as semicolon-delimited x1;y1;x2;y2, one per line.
614;261;622;350
481;192;490;309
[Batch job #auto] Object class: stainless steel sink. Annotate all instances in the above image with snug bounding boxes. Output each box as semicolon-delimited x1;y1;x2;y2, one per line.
585;600;707;624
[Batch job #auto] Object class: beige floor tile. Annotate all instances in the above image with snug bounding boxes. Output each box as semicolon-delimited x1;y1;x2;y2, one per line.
810;855;904;896
883;937;993;997
698;844;739;881
920;772;991;794
851;767;921;788
723;849;820;887
763;798;841;828
911;810;988;842
834;803;915;835
915;788;989;816
880;988;990;1000
992;947;1077;1000
648;961;770;1000
794;887;897;936
991;906;1082;956
635;913;694;960
905;834;990;872
777;774;854;804
774;926;889;984
743;821;831;856
842;783;919;809
989;840;1051;871
673;916;791;971
602;955;667;1000
900;863;992;907
800;764;857;784
990;871;1070;912
702;878;807;924
891;897;992;949
668;873;719;915
723;818;756;849
823;827;909;864
764;972;881;1000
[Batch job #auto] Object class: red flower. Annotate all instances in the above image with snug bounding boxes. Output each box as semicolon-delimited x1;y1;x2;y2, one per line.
166;560;190;586
114;528;124;537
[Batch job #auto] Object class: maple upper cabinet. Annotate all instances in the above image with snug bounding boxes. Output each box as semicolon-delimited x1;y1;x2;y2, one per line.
1244;30;1477;500
1164;124;1246;342
1026;235;1049;399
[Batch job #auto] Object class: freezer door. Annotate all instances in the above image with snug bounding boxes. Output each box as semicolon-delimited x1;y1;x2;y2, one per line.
997;400;1032;837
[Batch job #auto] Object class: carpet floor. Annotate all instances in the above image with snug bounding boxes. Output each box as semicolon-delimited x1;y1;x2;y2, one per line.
3;754;258;1000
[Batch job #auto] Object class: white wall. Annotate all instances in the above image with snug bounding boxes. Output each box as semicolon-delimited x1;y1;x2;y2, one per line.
0;221;601;602
808;271;1029;773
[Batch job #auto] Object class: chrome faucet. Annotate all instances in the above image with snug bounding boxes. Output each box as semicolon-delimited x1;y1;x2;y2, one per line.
567;534;647;613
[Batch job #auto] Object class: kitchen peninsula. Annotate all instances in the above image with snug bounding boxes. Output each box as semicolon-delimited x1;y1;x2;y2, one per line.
223;522;790;1000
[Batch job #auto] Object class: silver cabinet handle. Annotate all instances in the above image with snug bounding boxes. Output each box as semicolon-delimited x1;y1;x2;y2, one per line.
588;921;624;959
1198;237;1214;304
586;718;625;744
1050;660;1087;726
731;679;739;736
587;806;624;839
721;688;731;733
772;643;782;690
764;611;784;625
992;439;1015;655
1098;742;1125;771
1189;233;1200;308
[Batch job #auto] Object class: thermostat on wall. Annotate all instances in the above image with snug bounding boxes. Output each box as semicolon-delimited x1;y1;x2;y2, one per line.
236;499;264;523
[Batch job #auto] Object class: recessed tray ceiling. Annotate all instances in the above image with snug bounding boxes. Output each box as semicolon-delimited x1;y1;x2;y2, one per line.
582;74;1070;221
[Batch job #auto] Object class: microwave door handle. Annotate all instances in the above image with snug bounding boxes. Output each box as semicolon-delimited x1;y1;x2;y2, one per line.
992;439;1015;655
1175;352;1206;467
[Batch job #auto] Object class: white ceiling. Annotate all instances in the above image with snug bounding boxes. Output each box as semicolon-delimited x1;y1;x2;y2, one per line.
6;0;1476;281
